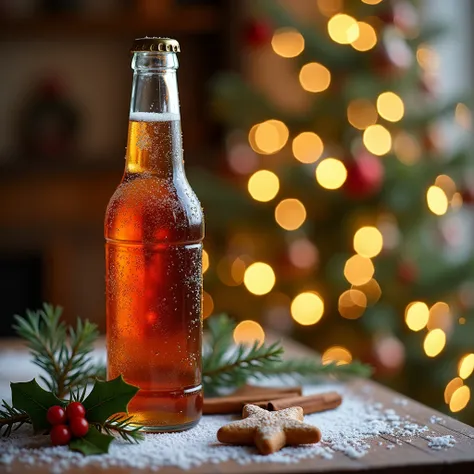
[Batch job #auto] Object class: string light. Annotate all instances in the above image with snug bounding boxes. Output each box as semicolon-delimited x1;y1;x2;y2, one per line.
428;302;452;332
247;170;280;202
351;22;377;52
271;28;305;58
299;63;331;93
292;132;324;163
327;14;359;44
455;103;472;130
289;238;318;269
445;377;464;404
344;255;374;285
376;92;404;122
230;257;246;284
275;199;307;231
458;354;474;380
353;226;383;258
322;346;352;365
317;0;342;17
393;131;421;165
243;262;275;295
363;124;392;156
338;289;367;319
434;175;456;201
202;249;209;273
423;329;446;357
315;158;347;189
291;292;324;325
361;0;382;4
249;120;288;155
449;386;470;413
426;186;448;216
416;44;439;72
233;320;265;347
203;291;214;319
353;279;382;305
405;302;429;332
217;257;240;286
347;99;378;130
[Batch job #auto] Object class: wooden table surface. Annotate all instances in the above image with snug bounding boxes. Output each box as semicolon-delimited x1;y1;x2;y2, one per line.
1;338;474;474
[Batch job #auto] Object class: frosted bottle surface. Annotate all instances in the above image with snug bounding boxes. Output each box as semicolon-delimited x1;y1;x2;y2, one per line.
105;40;204;432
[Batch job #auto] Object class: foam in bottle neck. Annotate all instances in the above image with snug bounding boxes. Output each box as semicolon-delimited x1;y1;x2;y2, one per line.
130;112;180;122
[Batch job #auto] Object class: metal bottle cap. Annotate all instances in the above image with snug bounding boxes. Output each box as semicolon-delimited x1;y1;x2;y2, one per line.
131;37;180;53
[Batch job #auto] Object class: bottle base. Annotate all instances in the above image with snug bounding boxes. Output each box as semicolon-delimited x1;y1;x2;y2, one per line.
140;418;201;433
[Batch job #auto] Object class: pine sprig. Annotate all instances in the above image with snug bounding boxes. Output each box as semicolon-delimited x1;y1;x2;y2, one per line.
0;400;30;437
95;414;144;443
203;314;371;394
13;304;103;398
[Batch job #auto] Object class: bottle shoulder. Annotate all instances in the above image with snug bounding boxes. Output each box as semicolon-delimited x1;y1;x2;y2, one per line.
105;173;204;243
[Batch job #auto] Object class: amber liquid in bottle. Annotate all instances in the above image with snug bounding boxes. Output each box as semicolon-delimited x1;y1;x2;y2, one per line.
105;45;204;432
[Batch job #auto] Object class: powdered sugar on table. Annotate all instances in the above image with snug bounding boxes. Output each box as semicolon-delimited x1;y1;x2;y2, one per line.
0;383;453;473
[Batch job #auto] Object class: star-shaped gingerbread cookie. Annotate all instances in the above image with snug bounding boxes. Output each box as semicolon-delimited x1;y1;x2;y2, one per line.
217;404;321;455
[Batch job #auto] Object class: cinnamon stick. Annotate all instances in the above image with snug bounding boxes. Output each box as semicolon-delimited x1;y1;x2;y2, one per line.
233;384;303;397
263;391;342;415
203;391;301;414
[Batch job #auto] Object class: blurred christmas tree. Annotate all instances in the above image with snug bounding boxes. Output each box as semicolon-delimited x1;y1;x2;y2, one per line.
195;0;474;421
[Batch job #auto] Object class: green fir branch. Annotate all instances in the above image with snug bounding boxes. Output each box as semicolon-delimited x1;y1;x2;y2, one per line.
95;414;144;443
0;400;30;437
13;304;102;399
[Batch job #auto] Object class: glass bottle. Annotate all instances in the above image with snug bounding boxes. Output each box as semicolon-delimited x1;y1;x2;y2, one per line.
105;38;204;432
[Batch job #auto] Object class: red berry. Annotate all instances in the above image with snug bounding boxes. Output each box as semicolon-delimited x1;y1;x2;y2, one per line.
46;405;66;426
50;424;71;446
66;401;86;419
69;416;89;438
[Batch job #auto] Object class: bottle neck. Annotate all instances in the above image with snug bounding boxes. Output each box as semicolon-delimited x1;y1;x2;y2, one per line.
125;52;182;177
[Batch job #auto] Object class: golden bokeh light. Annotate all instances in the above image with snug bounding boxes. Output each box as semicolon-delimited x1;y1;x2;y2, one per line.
459;354;474;380
344;255;375;286
271;27;305;58
428;302;452;332
217;257;240;287
275;198;307;231
451;192;463;210
315;158;347;190
353;226;384;258
361;0;382;4
426;185;449;216
434;175;456;201
247;170;280;202
338;289;367;319
445;377;464;404
393;131;421;165
351;22;377;52
455;103;472;130
405;301;429;332
233;320;265;347
317;0;342;16
292;132;324;163
423;328;446;358
203;291;214;319
322;346;353;365
353;279;382;305
363;124;392;156
376;92;404;122
291;291;325;326
299;63;331;93
202;249;209;274
327;14;359;45
449;385;470;413
416;44;439;72
347;99;378;130
231;257;246;284
249;120;289;155
243;262;276;295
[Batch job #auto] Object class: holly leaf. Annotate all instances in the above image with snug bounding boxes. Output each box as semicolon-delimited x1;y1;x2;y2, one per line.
69;426;114;455
10;379;62;433
82;376;139;423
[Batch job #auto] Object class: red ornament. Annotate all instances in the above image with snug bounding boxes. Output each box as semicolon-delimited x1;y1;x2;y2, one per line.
46;405;66;426
344;152;384;198
50;424;72;446
69;416;89;438
397;260;417;284
244;20;272;48
66;402;86;420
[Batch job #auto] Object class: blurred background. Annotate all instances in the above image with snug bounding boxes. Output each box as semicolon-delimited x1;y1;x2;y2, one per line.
0;0;473;423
